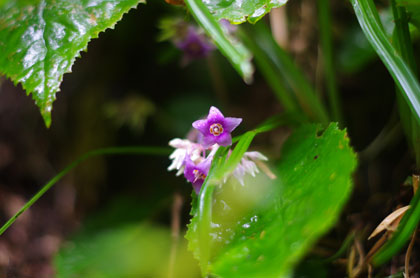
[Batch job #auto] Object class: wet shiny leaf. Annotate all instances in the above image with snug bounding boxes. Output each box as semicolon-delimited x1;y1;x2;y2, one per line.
186;123;357;277
204;0;288;24
0;0;144;126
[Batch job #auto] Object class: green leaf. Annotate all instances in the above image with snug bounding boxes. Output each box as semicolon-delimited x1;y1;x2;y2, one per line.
186;123;357;277
204;0;288;24
55;223;200;278
0;0;144;127
184;0;254;83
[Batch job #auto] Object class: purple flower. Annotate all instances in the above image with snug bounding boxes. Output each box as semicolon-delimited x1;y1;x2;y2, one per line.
175;26;214;62
184;156;212;194
192;106;242;148
219;19;237;34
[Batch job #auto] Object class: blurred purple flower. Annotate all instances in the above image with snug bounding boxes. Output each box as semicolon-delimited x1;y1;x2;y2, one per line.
192;106;242;148
175;26;214;63
184;156;212;194
219;19;237;34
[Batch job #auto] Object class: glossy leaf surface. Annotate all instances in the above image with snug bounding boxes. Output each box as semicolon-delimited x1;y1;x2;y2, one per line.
186;123;357;277
0;0;144;126
204;0;288;24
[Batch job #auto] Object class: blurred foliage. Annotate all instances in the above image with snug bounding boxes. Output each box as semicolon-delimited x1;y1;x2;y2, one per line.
55;223;200;278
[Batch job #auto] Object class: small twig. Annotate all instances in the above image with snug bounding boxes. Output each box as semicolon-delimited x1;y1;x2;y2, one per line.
404;228;417;278
348;245;356;278
366;232;389;262
413;175;419;194
368;263;373;278
168;192;184;278
352;237;366;277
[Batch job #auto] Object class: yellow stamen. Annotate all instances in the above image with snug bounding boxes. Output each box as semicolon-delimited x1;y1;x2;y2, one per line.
209;123;223;136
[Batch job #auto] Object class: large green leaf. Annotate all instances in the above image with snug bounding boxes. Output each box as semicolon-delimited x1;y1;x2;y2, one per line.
204;0;288;24
186;123;357;277
0;0;144;127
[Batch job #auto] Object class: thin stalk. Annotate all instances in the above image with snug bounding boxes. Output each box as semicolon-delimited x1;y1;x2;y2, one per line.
0;146;170;236
318;0;342;123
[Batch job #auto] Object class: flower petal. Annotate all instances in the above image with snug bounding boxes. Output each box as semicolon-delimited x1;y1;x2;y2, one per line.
192;119;209;135
224;117;242;132
209;106;224;119
201;134;217;148
216;132;232;147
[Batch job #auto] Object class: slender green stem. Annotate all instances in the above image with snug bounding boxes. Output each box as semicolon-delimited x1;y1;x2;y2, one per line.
197;183;216;275
350;0;420;125
318;0;342;123
0;146;170;236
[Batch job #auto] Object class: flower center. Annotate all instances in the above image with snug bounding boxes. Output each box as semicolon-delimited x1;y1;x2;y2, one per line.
193;169;207;182
209;123;224;136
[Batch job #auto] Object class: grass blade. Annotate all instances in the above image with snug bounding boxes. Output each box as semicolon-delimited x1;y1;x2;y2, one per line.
350;0;420;126
0;146;170;236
